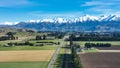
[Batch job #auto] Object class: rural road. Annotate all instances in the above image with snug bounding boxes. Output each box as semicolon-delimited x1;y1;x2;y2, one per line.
48;35;67;68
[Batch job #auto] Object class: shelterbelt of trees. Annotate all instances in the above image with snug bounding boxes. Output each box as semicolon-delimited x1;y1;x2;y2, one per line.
85;43;111;48
66;32;120;41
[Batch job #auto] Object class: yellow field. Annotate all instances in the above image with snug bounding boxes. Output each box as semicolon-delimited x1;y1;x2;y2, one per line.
0;50;55;62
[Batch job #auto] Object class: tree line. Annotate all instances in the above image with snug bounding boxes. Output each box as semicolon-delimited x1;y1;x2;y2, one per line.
69;35;82;68
85;43;111;48
0;32;18;41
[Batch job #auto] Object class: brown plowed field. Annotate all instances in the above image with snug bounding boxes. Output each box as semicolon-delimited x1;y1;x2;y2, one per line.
97;45;120;50
80;52;120;68
0;50;55;62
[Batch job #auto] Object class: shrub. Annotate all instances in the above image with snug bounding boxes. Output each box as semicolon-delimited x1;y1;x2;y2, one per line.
29;43;34;46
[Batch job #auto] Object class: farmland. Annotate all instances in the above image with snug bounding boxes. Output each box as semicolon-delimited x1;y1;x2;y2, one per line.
0;45;58;51
71;33;120;68
1;28;120;68
0;28;64;68
80;52;120;68
0;50;55;62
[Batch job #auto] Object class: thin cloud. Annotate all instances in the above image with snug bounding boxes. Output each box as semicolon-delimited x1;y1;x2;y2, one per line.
0;0;33;7
86;6;120;16
80;0;120;16
29;11;83;18
82;1;114;6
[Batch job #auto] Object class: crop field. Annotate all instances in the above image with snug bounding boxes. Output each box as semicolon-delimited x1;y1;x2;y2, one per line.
0;50;55;62
97;45;120;50
80;52;120;68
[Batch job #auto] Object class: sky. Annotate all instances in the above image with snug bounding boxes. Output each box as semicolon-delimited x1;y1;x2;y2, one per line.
0;0;120;25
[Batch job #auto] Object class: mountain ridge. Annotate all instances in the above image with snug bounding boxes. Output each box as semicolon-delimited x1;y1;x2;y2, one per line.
0;15;120;32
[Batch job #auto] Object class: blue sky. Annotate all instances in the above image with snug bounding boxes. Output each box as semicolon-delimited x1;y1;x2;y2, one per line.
0;0;120;24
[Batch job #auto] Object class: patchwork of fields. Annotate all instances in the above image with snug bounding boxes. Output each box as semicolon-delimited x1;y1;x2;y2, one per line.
0;29;120;68
0;30;59;68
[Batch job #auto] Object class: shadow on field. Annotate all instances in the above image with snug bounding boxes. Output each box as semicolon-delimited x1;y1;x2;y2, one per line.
61;47;70;49
62;54;74;68
54;54;73;68
53;54;64;68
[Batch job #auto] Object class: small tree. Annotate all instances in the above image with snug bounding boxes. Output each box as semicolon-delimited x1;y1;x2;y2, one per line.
29;43;34;46
6;32;16;40
25;41;30;45
43;35;46;40
36;35;42;40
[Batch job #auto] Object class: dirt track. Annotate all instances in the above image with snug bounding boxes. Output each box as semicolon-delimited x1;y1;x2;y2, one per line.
0;50;55;62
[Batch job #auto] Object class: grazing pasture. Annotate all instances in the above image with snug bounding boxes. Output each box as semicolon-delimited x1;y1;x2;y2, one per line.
80;52;120;68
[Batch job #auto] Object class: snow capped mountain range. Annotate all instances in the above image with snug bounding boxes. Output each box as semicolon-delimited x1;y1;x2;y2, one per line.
1;14;120;25
1;14;120;32
27;14;120;24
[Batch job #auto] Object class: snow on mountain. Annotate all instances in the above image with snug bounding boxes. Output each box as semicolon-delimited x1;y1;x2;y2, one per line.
99;15;120;21
68;15;99;23
80;15;99;21
0;22;19;25
1;15;120;26
54;18;67;23
110;15;120;21
1;15;120;32
27;15;120;23
29;20;37;23
40;19;54;23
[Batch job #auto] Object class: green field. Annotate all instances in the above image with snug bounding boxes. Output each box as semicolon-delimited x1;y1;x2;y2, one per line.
84;49;98;52
0;62;48;68
74;41;120;46
0;45;58;51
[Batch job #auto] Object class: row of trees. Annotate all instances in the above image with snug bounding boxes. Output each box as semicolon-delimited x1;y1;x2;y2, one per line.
0;32;18;41
66;33;120;41
4;41;34;47
69;35;82;68
85;43;111;48
36;35;46;40
71;44;82;68
74;37;120;41
36;41;60;45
